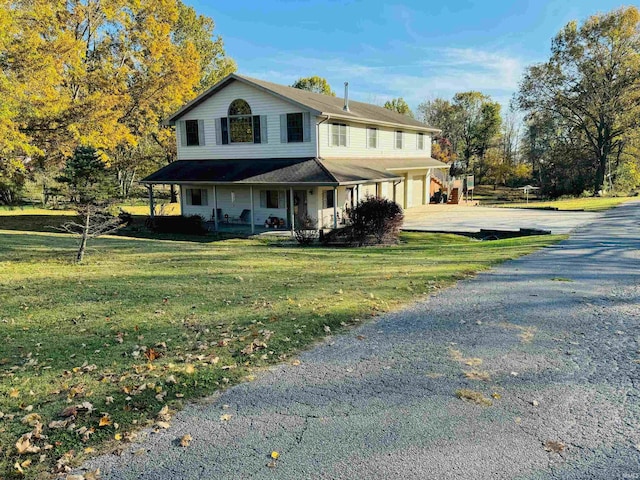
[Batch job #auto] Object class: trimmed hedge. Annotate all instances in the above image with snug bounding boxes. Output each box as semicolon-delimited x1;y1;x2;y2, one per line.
145;215;206;235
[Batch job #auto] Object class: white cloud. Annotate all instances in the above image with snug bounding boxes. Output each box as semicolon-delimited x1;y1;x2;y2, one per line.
242;46;526;111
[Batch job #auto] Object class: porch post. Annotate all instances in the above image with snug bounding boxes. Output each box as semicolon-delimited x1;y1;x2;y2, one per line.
403;173;409;209
213;185;218;231
289;187;295;234
249;186;255;234
147;184;155;218
425;169;431;205
333;186;338;229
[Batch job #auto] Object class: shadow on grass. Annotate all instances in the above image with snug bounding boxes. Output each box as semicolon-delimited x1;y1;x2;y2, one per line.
0;214;254;243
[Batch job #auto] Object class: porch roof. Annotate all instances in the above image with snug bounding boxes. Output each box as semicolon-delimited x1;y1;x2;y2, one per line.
142;158;338;186
141;158;403;186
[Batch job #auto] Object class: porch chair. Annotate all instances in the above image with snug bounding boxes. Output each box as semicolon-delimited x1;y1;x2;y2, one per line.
239;209;251;224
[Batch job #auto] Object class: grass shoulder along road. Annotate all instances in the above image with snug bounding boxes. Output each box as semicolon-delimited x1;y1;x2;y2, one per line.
0;227;563;478
495;196;635;212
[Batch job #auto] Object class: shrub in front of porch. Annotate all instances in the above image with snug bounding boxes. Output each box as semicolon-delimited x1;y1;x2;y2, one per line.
146;214;207;235
351;196;404;245
322;196;404;246
294;214;319;245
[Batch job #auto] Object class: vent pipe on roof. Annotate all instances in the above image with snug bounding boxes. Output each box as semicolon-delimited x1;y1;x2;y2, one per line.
343;82;350;112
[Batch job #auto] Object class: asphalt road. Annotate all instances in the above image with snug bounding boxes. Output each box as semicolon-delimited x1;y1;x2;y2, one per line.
81;201;640;479
402;204;600;234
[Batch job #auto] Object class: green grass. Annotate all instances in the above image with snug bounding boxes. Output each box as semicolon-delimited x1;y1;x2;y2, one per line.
0;224;562;478
0;203;179;231
496;196;635;211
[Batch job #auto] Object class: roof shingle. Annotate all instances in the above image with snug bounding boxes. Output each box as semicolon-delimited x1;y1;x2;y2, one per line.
168;74;440;132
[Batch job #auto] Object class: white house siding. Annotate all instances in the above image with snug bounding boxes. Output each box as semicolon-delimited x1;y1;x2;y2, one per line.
180;185;214;219
176;81;316;160
180;185;289;226
318;121;432;159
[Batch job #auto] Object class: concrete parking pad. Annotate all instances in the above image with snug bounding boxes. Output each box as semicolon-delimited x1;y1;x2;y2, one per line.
402;205;601;234
80;202;640;479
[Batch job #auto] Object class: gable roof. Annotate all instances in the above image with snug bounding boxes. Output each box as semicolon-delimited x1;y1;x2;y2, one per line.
167;73;440;133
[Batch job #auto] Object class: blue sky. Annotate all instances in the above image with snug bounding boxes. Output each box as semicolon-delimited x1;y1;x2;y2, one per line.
187;0;628;111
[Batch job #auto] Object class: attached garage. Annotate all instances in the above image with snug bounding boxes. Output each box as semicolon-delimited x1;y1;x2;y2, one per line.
412;174;425;207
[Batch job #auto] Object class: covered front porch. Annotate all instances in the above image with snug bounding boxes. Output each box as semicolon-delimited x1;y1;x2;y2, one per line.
141;157;452;233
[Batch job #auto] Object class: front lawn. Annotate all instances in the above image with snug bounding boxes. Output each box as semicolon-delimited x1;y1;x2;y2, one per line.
0;228;562;478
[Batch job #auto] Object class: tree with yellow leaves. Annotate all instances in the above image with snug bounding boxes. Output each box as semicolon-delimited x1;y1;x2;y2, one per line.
0;0;235;204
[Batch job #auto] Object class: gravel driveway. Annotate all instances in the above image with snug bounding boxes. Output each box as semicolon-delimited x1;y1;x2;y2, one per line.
402;204;600;234
81;202;640;479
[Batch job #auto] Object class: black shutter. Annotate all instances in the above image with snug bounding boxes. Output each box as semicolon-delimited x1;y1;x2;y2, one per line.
221;117;229;145
253;115;261;143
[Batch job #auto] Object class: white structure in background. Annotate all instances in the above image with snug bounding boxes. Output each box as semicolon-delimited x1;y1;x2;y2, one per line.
142;73;450;232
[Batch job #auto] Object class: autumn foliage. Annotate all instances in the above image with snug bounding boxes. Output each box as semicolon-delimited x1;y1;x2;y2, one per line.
0;0;235;202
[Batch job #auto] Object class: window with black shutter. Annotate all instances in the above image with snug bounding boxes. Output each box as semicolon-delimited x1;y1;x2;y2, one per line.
185;120;199;146
287;113;303;143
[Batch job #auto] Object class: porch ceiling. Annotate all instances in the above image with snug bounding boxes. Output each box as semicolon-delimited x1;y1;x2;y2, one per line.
321;156;450;173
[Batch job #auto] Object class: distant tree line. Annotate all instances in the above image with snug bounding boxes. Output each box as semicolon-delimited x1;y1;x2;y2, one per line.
419;6;640;197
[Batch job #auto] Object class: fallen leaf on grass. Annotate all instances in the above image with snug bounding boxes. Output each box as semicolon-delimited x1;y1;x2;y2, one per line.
157;405;172;422
48;420;69;429
144;348;160;362
21;413;42;426
15;433;41;454
9;388;20;398
185;364;196;374
99;415;111;427
180;434;192;447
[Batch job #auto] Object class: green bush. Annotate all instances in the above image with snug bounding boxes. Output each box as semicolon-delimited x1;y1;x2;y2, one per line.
145;215;206;235
350;196;404;245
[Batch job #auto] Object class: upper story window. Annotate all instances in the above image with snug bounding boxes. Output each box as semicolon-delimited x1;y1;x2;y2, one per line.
331;123;347;147
367;127;378;148
287;113;303;143
185;120;200;146
395;130;403;149
417;132;425;150
228;99;253;143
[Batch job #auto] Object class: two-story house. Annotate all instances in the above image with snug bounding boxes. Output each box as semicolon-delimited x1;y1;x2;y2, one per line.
142;73;449;232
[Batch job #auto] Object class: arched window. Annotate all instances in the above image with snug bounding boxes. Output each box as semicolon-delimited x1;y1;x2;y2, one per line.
228;99;253;143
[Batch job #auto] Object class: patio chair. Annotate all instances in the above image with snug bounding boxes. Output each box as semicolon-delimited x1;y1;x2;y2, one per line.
239;209;251;224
